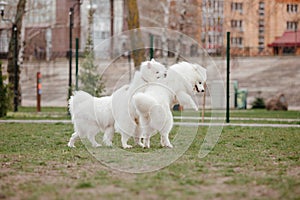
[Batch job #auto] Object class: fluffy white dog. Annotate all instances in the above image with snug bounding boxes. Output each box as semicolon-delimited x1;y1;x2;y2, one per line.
68;92;114;147
67;59;167;148
112;60;167;148
132;62;207;148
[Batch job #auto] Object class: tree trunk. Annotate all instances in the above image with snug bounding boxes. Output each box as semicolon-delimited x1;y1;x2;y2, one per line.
7;0;26;109
125;0;145;69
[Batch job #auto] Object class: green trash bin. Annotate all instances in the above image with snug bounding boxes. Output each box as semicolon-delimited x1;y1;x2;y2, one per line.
236;89;248;109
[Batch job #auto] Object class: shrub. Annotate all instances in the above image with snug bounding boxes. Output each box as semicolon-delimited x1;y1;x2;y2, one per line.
251;97;266;109
78;52;105;97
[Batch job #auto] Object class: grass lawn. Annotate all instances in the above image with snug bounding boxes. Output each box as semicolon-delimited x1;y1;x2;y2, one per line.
0;122;299;199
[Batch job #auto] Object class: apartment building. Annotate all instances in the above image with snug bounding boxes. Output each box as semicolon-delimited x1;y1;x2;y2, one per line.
223;0;300;56
1;0;299;58
201;0;224;54
0;0;123;60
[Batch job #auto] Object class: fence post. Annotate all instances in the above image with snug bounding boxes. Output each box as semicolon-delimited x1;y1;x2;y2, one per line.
226;32;230;123
75;37;79;90
37;72;41;112
150;34;154;60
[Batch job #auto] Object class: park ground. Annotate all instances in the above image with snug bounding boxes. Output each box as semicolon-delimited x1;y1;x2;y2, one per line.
0;108;299;199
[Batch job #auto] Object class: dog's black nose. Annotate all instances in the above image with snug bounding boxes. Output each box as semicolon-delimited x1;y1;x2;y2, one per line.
164;73;167;78
201;90;205;93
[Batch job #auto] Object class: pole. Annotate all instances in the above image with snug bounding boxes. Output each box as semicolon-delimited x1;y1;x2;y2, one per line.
110;0;114;58
295;22;298;55
150;34;154;59
226;32;230;123
202;83;206;123
37;72;41;112
128;53;131;82
13;24;18;112
68;7;74;100
75;37;79;90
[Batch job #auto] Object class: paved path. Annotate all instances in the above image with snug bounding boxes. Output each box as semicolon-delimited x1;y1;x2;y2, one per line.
1;119;299;128
174;116;300;122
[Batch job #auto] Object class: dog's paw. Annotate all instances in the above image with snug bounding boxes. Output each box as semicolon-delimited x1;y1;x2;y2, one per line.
103;139;113;147
162;143;173;148
123;144;133;149
137;142;145;148
92;143;102;148
67;142;75;148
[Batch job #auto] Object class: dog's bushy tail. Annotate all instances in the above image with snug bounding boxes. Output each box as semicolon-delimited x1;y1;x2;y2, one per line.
69;91;93;121
132;93;156;115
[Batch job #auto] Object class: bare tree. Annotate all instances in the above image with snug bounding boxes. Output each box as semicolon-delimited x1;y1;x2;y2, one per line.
125;0;145;69
6;0;26;110
161;0;171;65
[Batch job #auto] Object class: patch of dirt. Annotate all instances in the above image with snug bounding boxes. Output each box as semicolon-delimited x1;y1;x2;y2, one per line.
0;159;137;200
287;166;300;178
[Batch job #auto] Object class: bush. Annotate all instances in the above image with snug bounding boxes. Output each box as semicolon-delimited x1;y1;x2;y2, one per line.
251;97;266;109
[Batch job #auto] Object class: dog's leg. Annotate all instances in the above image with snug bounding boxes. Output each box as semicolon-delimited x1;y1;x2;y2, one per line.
103;126;114;146
160;113;174;148
144;136;151;148
134;136;145;148
68;132;79;148
160;134;173;148
134;125;145;148
121;133;132;149
133;124;143;147
177;91;198;111
134;116;149;148
88;134;101;147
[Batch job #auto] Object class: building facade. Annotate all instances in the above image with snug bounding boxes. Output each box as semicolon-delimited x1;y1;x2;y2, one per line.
0;0;123;60
201;0;224;54
223;0;300;56
24;0;81;60
1;0;299;59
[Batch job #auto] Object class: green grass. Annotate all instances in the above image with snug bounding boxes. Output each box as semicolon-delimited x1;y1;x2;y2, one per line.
2;106;70;120
0;123;299;199
173;109;300;119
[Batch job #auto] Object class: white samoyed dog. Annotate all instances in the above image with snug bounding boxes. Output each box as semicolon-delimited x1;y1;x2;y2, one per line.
132;62;207;148
67;59;167;148
68;92;114;147
112;60;167;148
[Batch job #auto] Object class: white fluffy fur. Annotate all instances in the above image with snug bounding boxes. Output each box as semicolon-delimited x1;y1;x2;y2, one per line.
67;91;114;147
67;59;167;148
132;62;207;148
112;59;167;148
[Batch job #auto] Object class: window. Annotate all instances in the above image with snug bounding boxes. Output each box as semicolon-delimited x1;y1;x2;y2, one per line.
231;20;243;30
259;19;264;27
258;36;264;46
0;30;9;53
25;0;54;24
287;4;298;13
231;2;243;13
259;27;265;34
287;21;298;30
259;2;265;16
231;37;243;47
